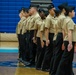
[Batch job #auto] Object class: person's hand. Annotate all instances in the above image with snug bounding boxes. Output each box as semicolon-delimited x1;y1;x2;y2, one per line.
46;40;50;46
68;43;73;52
62;43;65;51
32;37;35;40
32;37;37;44
33;39;37;44
74;43;76;52
41;41;44;48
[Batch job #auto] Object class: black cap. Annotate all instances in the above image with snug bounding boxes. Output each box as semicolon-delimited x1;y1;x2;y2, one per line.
19;7;25;13
24;8;29;13
54;9;61;14
38;8;45;13
58;2;68;10
65;6;75;12
19;7;29;13
30;4;39;8
45;11;49;17
55;9;61;16
47;3;54;10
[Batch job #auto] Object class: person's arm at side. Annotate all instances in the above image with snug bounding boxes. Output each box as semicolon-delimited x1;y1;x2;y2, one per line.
67;20;74;51
40;23;45;48
68;30;73;51
45;17;51;46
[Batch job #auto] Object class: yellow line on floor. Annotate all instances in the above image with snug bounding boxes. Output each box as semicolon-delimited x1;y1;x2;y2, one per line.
15;63;49;75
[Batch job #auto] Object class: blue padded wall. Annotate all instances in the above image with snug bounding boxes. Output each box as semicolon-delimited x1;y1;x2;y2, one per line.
0;0;30;33
53;0;76;23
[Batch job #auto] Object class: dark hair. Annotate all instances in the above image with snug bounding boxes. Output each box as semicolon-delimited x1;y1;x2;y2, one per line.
65;10;73;16
55;10;61;17
45;11;49;17
65;6;75;16
38;8;45;13
30;4;39;11
25;8;29;13
47;3;54;10
19;7;29;13
58;2;68;11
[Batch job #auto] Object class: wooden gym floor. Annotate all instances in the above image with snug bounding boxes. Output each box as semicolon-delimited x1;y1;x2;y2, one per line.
0;42;49;75
0;42;76;75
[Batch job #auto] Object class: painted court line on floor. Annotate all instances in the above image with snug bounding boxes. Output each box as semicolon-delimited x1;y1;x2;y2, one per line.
0;48;76;68
0;47;18;53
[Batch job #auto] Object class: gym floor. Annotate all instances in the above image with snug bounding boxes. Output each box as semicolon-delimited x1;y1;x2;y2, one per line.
0;42;76;75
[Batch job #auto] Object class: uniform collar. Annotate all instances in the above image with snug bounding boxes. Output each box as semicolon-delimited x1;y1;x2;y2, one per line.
67;16;72;19
32;12;39;17
21;17;26;20
61;13;65;16
49;14;55;19
55;17;58;20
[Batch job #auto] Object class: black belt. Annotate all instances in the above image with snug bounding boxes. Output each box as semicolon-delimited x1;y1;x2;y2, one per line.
20;29;22;34
27;30;34;33
58;32;62;34
49;33;54;35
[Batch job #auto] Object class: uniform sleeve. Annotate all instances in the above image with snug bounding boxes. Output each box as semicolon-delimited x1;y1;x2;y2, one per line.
62;19;66;30
18;18;25;26
22;21;27;34
25;17;30;30
16;24;18;34
22;21;27;30
18;19;22;24
45;17;51;29
67;20;75;30
56;17;61;28
23;20;26;26
34;17;42;30
40;22;45;32
61;17;66;28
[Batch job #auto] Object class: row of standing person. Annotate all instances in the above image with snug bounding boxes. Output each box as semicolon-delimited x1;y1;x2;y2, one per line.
16;2;76;75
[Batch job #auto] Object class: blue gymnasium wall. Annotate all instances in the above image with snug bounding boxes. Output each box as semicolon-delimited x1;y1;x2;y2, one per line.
0;0;30;33
53;0;76;23
0;0;76;33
